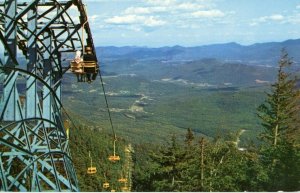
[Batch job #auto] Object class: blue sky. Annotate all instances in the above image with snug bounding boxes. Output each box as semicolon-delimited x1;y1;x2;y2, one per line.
84;0;300;47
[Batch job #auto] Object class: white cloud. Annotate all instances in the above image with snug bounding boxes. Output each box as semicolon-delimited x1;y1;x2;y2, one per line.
296;4;300;9
268;14;284;21
250;14;285;26
124;6;167;15
89;15;99;24
191;9;225;18
124;2;206;16
90;15;99;20
259;14;284;22
125;7;152;15
105;15;140;25
146;0;177;6
249;22;258;26
99;0;230;35
128;26;142;32
105;14;166;27
145;16;166;27
177;2;205;10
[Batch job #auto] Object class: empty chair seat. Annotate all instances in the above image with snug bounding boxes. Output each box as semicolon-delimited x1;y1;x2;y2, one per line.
118;178;127;183
121;186;129;192
108;155;120;162
87;167;97;174
103;182;110;188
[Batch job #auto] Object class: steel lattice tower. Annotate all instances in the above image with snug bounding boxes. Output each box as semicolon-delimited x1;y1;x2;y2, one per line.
0;0;98;191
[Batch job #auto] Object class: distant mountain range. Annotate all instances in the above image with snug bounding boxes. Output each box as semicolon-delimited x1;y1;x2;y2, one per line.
96;39;300;66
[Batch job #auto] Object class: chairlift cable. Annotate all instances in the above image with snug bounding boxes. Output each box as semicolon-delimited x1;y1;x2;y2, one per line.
98;68;116;140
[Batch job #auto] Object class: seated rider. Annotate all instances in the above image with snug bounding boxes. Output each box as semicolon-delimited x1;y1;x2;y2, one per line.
83;46;97;61
73;50;83;81
74;50;82;63
83;46;97;82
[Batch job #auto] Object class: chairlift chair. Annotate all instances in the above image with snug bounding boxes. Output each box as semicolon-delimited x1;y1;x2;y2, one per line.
108;138;120;162
70;46;98;82
121;186;129;192
70;18;98;82
87;151;97;174
103;182;110;189
87;167;97;174
118;178;127;183
108;155;120;162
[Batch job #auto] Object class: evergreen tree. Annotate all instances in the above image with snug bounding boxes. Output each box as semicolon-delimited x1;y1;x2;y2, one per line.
181;129;199;191
199;135;268;192
185;128;195;148
257;49;300;144
149;134;187;191
257;49;300;191
131;143;158;191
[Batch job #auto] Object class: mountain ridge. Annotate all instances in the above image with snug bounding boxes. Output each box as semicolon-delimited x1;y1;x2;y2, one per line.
97;39;300;66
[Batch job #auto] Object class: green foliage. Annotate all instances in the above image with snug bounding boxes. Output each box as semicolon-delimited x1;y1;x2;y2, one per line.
149;135;187;191
133;129;268;192
257;49;300;191
131;143;158;191
69;123;129;192
185;128;195;147
257;50;300;145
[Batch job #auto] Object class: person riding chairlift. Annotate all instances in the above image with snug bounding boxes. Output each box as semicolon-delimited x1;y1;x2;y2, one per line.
73;50;83;82
83;46;97;82
74;50;82;64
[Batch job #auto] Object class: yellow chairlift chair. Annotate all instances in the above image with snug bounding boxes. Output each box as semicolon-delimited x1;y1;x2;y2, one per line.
87;151;97;174
108;138;120;162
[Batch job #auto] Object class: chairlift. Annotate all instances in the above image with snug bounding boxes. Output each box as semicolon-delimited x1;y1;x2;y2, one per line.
108;138;120;162
121;186;129;192
108;155;120;162
87;167;97;174
70;18;98;82
70;46;98;82
87;151;97;174
103;182;110;189
118;178;127;183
